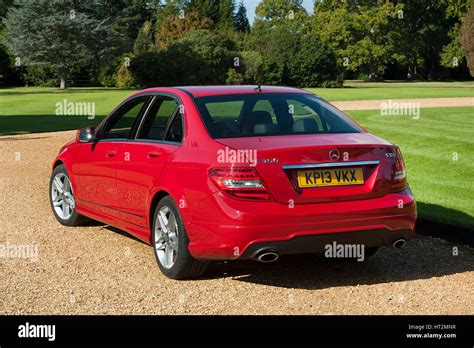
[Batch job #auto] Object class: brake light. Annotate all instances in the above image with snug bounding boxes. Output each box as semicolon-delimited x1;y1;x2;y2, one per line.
391;147;407;192
209;167;271;200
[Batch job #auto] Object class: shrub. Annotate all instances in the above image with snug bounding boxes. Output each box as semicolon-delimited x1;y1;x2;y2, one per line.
244;27;343;87
179;29;234;84
240;50;264;84
288;35;344;87
226;68;244;84
130;29;235;87
115;64;135;88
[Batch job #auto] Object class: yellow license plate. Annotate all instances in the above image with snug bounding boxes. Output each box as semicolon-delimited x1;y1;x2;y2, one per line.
297;168;364;188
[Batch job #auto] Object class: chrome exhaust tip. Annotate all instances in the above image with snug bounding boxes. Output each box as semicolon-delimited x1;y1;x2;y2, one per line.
392;238;406;249
257;251;279;263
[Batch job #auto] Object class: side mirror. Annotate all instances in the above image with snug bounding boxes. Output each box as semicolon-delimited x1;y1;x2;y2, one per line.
76;127;95;143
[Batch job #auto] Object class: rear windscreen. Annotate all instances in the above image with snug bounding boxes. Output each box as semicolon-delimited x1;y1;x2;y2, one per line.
194;93;364;139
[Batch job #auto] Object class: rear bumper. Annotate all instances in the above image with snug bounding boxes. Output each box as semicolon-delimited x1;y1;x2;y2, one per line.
186;186;417;260
239;228;414;260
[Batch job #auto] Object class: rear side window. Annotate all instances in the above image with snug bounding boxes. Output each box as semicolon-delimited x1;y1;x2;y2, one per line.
195;93;363;138
137;97;180;141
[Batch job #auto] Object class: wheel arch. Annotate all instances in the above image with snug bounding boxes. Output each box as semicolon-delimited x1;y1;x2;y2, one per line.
149;190;172;233
51;157;80;201
53;159;64;169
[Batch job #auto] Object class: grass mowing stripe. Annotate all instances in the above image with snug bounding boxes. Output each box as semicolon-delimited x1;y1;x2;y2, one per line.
0;88;133;117
308;82;474;101
368;125;474;148
347;107;474;229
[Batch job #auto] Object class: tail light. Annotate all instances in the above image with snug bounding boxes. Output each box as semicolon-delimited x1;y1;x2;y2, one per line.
209;167;271;200
391;147;407;192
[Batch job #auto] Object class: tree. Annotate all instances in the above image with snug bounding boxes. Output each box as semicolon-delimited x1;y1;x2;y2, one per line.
313;0;402;80
155;11;213;49
115;63;135;88
289;34;343;87
244;0;342;86
391;0;456;79
130;46;202;87
440;0;471;71
3;0;119;89
155;0;187;24
255;0;307;28
311;2;352;70
134;20;154;54
345;1;402;80
240;51;265;84
183;0;237;29
0;0;21;86
244;22;343;87
186;0;220;23
0;0;13;18
248;0;308;56
131;29;235;86
179;29;235;83
93;0;160;52
217;0;235;30
460;0;474;76
234;1;250;32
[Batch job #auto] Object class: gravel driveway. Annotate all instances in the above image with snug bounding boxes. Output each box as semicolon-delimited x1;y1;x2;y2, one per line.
1;131;473;315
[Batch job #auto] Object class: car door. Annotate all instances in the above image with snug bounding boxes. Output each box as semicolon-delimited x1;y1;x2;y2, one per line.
76;95;150;218
115;95;183;230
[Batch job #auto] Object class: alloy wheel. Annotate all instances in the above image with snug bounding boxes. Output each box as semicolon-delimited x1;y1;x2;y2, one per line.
154;206;179;269
51;173;75;220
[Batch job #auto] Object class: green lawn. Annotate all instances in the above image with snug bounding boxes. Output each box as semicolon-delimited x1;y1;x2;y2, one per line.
309;80;474;101
0;87;133;134
346;107;474;230
0;81;472;135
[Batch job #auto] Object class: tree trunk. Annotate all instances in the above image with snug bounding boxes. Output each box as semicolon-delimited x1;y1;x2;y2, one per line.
368;62;378;81
407;63;417;80
60;76;66;89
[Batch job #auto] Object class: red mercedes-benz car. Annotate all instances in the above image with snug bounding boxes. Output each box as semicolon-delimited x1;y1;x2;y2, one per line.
49;86;416;279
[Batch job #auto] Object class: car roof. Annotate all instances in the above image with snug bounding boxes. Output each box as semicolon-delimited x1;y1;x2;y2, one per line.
140;85;311;98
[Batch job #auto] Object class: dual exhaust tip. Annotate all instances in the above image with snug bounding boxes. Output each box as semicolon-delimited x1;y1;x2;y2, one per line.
255;238;406;262
256;251;279;263
392;238;406;249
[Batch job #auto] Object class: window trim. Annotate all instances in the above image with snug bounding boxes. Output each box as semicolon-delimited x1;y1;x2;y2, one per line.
96;94;152;142
132;93;185;146
162;107;182;143
134;95;157;140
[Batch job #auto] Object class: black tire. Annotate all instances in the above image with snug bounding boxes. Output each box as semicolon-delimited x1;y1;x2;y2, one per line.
364;246;379;258
151;196;208;279
49;164;88;226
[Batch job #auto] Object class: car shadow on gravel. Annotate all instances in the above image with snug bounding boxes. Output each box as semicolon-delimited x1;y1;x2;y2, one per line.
102;225;149;245
201;235;474;289
78;221;149;245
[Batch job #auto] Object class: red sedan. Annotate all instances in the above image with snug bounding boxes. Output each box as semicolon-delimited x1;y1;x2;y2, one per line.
49;86;416;279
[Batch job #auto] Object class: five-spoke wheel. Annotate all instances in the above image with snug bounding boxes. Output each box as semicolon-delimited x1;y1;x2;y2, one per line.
49;164;86;226
51;172;75;220
151;196;208;279
154;206;179;269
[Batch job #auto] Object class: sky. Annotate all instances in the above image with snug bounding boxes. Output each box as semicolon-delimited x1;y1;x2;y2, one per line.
242;0;314;23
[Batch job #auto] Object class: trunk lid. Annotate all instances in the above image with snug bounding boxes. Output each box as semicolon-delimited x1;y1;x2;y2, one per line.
216;133;397;204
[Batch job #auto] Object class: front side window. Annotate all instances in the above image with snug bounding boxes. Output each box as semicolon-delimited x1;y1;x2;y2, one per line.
102;96;149;140
194;93;363;139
